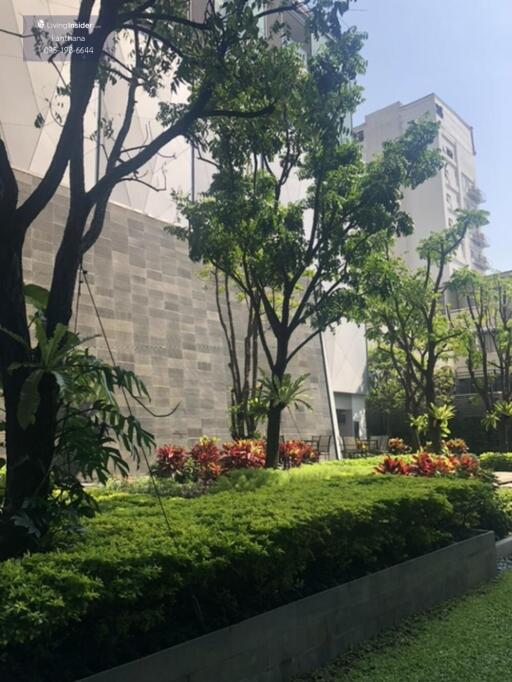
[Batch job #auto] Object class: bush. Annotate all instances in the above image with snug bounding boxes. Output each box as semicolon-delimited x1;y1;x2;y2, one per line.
387;437;410;455
480;452;512;471
152;438;319;483
0;472;508;681
152;445;195;482
376;453;488;480
220;439;266;470
189;437;222;481
444;438;470;455
279;439;319;467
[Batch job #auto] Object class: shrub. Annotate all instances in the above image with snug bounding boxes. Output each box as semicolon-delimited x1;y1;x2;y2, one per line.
444;438;469;455
220;439;266;470
480;452;512;471
375;455;410;475
279;439;319;467
376;453;486;480
408;452;455;477
387;437;410;455
152;445;195;482
0;474;507;681
189;437;222;481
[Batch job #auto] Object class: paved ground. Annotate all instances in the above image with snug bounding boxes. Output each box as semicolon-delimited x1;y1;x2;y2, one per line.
495;471;512;487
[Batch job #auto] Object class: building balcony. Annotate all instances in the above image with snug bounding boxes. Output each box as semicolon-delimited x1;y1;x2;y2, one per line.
466;185;486;206
470;229;489;248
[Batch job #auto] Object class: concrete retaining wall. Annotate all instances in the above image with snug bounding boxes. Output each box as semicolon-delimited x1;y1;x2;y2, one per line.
81;531;497;682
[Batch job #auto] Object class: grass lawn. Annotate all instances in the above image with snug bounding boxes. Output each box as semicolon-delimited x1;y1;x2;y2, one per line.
297;572;512;682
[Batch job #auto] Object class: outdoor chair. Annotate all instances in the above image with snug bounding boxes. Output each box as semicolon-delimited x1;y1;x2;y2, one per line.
317;435;332;460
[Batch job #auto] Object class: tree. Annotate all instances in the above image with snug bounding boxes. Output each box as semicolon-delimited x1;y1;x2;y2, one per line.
364;211;488;452
366;344;406;436
0;0;338;555
171;26;444;466
209;267;263;439
449;270;512;449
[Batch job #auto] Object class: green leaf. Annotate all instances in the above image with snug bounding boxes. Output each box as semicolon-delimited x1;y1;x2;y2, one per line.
24;284;49;312
0;324;29;350
17;369;44;429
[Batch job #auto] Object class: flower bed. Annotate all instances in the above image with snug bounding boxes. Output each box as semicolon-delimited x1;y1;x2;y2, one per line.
375;452;487;479
153;437;318;481
0;471;508;681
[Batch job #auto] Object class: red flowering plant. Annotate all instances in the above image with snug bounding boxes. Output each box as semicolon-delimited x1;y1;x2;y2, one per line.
408;452;455;477
375;455;410;475
375;452;487;481
450;453;482;478
387;438;411;455
444;438;469;456
279;440;319;468
220;439;266;470
190;437;222;481
153;445;196;482
299;442;320;465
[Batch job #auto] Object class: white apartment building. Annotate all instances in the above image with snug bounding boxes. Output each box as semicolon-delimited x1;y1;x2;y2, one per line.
353;94;489;275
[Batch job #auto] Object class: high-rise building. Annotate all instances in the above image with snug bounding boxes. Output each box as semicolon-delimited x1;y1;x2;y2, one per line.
353;93;489;275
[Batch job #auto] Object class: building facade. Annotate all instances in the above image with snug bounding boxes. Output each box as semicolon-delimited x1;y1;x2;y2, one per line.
353;94;488;275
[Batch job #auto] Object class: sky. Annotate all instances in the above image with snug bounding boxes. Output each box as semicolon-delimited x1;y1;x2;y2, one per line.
346;0;512;272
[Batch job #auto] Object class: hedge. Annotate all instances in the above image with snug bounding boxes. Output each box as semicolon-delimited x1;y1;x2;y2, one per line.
0;473;508;681
480;452;512;471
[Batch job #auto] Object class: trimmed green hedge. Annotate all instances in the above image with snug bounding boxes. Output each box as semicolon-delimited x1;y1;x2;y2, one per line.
0;473;508;681
479;452;512;471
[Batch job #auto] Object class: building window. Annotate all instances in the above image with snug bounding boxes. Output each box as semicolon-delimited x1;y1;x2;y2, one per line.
436;103;444;118
445;147;454;160
354;130;364;142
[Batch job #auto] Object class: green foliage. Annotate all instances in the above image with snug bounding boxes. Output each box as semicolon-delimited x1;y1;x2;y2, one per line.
259;371;312;410
429;403;455;442
0;472;506;681
1;304;154;540
479;452;512;471
483;400;512;433
170;26;444;458
449;271;512;426
363;212;488;447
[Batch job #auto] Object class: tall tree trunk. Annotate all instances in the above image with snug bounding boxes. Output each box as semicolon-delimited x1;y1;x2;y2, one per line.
425;353;441;453
265;403;284;468
0;199;87;557
0;228;60;556
265;341;288;468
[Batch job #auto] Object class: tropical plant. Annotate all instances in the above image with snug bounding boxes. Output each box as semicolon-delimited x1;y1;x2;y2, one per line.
220;439;266;470
387;437;411;455
482;400;512;449
279;439;319;468
375;452;485;480
153;445;195;482
444;438;469;455
0;316;154;551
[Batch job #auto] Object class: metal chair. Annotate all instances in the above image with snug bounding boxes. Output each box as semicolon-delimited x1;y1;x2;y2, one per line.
317;435;332;460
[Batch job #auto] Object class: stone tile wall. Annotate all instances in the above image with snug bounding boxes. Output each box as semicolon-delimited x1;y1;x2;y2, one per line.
17;171;333;464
